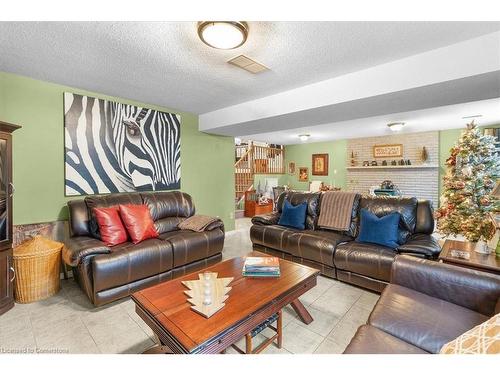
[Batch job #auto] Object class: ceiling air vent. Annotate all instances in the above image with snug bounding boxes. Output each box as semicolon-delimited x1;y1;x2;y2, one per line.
227;55;269;74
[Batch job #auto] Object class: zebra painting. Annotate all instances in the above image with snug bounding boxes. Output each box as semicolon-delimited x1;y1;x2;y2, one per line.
64;93;181;196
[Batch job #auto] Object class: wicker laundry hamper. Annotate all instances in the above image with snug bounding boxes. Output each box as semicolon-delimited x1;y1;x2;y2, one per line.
13;236;64;303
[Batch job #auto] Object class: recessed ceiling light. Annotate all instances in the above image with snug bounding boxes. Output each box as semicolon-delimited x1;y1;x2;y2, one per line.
298;134;310;142
197;21;248;50
387;122;405;132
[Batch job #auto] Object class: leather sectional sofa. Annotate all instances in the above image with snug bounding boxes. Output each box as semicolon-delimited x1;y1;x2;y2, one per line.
63;191;224;306
344;255;500;353
250;191;440;292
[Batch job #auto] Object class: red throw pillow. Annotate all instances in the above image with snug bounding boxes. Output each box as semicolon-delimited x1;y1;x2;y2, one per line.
93;206;128;246
119;204;159;244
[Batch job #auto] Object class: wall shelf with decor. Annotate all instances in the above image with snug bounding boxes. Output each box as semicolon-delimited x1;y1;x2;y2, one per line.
346;164;439;170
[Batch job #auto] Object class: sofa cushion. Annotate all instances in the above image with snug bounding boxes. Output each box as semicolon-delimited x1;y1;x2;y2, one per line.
250;225;295;253
154;217;186;234
277;191;321;230
278;200;308;230
334;241;396;282
159;229;224;268
68;199;91;237
251;212;281;226
285;229;352;267
415;200;435;234
92;238;174;292
250;224;351;267
397;233;441;258
359;196;418;244
141;191;194;221
85;193;143;239
343;325;428;354
368;284;489;353
93;206;128;246
119;204;159;244
356;209;400;248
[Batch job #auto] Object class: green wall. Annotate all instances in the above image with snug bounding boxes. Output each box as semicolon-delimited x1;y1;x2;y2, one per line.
0;72;235;230
284;139;348;190
438;128;463;200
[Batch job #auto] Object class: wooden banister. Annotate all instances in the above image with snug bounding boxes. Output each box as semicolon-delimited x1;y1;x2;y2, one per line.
234;143;285;207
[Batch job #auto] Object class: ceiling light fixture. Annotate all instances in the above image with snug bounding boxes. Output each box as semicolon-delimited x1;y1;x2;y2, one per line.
387;122;405;132
197;21;248;50
298;134;310;142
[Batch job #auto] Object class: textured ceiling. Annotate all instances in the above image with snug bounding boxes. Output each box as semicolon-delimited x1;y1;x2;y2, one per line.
1;21;500;114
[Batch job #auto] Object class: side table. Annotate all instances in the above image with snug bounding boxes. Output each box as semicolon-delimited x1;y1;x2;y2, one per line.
439;240;500;275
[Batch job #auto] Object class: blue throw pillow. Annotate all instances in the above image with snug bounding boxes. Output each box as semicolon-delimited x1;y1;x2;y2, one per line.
356;208;401;249
278;200;308;230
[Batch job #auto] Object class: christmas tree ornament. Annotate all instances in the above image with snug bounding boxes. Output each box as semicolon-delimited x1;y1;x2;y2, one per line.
461;166;472;177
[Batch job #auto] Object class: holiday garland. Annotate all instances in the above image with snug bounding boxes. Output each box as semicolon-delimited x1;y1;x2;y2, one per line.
436;122;500;242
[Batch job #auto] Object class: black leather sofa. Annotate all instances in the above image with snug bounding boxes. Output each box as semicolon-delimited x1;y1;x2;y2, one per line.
250;191;440;292
344;255;500;353
63;191;225;306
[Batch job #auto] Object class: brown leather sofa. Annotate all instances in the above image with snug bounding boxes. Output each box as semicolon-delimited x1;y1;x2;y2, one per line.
344;255;500;353
63;191;224;306
250;191;440;292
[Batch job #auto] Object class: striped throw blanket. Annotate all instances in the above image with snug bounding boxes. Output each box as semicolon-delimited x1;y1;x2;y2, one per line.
178;215;219;232
317;191;357;231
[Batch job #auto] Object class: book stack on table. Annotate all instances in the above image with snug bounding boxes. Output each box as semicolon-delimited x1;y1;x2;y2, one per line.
242;257;280;277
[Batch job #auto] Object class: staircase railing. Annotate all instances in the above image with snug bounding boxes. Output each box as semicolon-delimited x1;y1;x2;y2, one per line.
252;145;285;174
234;144;285;207
235;146;253;203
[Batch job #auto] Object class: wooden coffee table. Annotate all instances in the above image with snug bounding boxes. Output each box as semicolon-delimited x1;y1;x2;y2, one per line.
132;252;319;354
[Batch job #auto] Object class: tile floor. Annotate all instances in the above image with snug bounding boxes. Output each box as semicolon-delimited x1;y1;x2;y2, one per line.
0;218;379;354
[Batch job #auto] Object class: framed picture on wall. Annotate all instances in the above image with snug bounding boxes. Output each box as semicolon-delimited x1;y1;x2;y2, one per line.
288;161;296;175
312;153;329;175
298;167;309;182
64;92;181;196
373;144;403;158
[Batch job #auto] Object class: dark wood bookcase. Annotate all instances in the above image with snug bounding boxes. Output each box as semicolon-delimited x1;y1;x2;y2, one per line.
0;121;21;316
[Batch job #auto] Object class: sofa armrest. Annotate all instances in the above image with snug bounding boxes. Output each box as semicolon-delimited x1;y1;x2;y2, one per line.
391;255;500;316
62;236;111;267
251;212;280;226
397;233;441;259
205;218;225;232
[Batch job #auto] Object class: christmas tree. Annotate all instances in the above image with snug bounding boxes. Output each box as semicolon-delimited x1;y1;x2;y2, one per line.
436;122;500;242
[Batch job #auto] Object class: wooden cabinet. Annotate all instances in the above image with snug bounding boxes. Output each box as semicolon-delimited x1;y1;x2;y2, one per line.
244;190;274;217
0;249;14;315
0;121;21;316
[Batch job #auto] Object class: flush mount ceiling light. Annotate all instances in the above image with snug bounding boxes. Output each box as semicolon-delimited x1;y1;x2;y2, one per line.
298;134;310;142
197;21;248;50
387;122;405;132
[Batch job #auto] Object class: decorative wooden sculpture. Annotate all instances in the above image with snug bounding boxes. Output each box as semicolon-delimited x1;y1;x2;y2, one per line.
182;272;233;318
